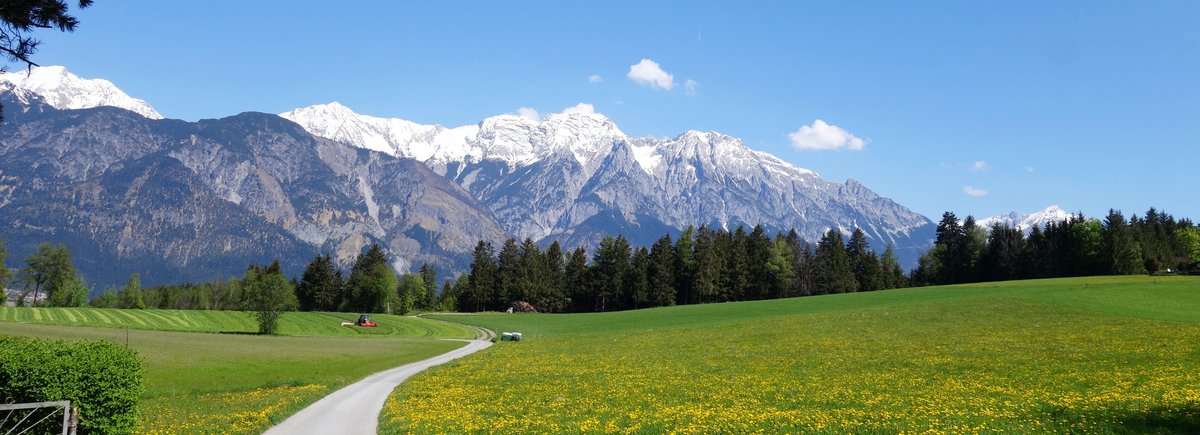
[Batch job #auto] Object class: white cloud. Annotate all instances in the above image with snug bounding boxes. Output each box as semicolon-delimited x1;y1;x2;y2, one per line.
787;120;866;151
562;102;596;115
588;74;603;83
627;58;674;90
516;107;540;122
963;185;989;197
684;79;699;96
971;161;989;172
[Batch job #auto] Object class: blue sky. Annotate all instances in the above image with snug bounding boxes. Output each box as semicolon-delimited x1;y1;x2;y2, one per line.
26;1;1200;221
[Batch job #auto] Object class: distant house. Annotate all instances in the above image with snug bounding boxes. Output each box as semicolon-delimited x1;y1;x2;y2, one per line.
2;287;45;307
2;287;19;307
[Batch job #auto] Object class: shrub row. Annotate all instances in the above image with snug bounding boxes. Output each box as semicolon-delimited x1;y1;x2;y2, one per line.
0;336;143;434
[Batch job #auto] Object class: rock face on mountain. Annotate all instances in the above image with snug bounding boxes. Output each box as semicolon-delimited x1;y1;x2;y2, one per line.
0;90;508;288
1;66;936;288
282;104;936;264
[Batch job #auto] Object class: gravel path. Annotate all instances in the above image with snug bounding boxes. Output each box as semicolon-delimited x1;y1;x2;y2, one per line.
265;329;492;435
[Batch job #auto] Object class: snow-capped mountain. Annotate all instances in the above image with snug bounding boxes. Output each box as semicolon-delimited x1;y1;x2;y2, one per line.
0;89;507;288
977;205;1072;233
0;65;162;119
280;102;623;172
283;102;935;262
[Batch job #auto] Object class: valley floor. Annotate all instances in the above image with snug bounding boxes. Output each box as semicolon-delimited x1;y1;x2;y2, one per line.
381;276;1200;434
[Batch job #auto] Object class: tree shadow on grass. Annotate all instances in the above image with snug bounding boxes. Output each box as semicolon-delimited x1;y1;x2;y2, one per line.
1042;403;1200;434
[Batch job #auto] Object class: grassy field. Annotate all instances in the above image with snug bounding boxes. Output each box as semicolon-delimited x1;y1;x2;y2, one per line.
383;276;1200;433
0;307;475;338
0;310;476;433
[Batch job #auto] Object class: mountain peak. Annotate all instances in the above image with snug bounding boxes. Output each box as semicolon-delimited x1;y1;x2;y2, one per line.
977;204;1072;233
0;65;163;119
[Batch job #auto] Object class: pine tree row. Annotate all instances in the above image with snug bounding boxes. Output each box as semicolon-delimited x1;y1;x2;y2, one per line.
912;208;1200;286
449;225;907;313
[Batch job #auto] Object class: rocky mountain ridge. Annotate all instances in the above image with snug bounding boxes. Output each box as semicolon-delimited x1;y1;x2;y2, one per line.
1;66;938;287
282;102;935;262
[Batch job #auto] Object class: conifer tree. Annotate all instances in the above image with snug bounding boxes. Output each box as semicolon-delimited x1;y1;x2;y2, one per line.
565;247;590;312
466;241;497;312
846;228;876;291
673;225;696;305
516;238;544;307
647;235;676;306
590;236;631;311
691;226;720;304
540;241;567;312
982;224;1025;281
418;263;437;310
1102;209;1144;275
721;227;749;301
496;238;521;307
879;245;906;289
345;245;390;312
297;254;340;311
814;230;857;293
628;247;650;309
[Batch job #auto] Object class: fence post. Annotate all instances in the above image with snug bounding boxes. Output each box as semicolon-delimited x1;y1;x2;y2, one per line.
67;405;77;435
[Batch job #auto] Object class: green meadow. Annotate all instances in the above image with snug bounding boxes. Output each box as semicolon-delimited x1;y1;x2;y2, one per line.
0;310;474;433
382;276;1200;434
0;307;475;338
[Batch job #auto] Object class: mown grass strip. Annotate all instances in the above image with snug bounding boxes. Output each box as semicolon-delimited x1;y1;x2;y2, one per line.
0;307;475;339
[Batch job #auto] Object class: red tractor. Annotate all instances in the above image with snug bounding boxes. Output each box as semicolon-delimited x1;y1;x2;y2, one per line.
355;314;378;327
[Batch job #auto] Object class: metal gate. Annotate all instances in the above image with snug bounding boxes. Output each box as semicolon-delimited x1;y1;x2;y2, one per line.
0;400;74;435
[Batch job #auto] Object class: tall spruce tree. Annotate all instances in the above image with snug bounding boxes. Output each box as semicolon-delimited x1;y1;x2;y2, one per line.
692;226;720;304
721;227;749;301
565;247;590;312
418;263;437;310
466;241;497;312
590;236;631;311
846;229;876;291
297;254;340;311
983;224;1025;281
933;212;967;284
345;245;391;312
879;245;905;289
628;247;651;309
516;238;545;307
814;230;857;293
647;235;676;307
540;241;567;312
673;225;696;305
496;238;521;308
746;225;773;300
1102;209;1144;275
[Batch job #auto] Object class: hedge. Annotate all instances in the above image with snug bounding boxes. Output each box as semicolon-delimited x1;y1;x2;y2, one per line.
0;336;143;434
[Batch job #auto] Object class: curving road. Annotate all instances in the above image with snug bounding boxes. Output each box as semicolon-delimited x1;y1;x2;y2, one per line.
265;328;492;435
